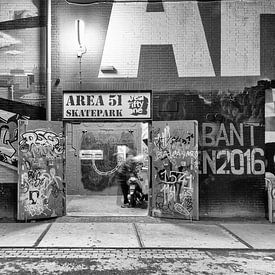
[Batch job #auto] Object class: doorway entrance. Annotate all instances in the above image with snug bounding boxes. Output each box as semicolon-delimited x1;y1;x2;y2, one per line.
65;122;149;216
16;119;199;221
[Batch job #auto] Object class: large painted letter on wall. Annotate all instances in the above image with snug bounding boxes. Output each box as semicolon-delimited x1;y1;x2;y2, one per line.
99;2;214;78
17;120;65;220
151;120;199;220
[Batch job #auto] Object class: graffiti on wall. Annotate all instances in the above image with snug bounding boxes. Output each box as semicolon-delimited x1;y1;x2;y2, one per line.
199;82;266;176
0;121;17;166
154;81;266;126
152;81;266;217
154;81;266;178
200;123;265;176
18;128;64;219
152;122;198;219
211;84;265;126
0;110;30;167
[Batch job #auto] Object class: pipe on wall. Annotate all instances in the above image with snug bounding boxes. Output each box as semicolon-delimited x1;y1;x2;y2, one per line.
47;0;52;121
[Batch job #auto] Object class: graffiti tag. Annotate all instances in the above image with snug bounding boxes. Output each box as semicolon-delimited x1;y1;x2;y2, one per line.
21;167;63;217
0;121;18;166
19;130;64;157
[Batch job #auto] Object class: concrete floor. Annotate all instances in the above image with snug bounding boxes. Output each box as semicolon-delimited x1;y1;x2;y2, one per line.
37;222;247;249
1;221;275;249
66;195;148;217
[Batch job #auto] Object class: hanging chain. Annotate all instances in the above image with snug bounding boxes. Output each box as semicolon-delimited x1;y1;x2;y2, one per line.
91;159;121;176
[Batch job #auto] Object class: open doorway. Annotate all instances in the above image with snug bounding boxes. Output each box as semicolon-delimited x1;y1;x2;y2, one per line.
65;122;149;216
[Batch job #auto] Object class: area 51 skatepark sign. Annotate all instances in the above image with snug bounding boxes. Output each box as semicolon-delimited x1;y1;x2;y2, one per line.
63;91;151;120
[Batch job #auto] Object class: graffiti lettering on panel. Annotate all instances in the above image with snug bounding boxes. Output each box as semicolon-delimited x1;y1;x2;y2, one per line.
19;129;64;218
152;123;198;219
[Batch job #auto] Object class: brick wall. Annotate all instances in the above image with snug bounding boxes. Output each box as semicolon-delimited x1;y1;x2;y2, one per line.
153;88;266;218
50;0;275;218
51;0;275;119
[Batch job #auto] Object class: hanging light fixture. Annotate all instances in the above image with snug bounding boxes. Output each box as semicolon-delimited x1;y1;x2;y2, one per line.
75;19;86;58
75;19;86;89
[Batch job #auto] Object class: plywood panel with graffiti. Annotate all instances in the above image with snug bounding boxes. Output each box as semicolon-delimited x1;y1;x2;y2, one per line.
17;120;64;220
151;120;198;220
